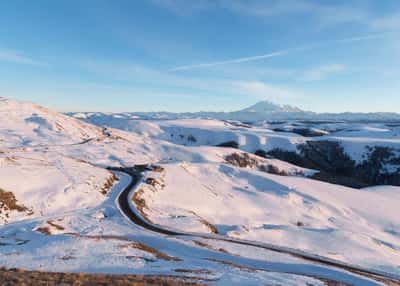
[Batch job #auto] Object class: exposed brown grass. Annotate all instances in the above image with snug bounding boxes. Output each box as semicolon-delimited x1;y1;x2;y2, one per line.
0;267;205;286
150;165;165;173
225;152;301;177
189;212;218;234
0;188;31;223
174;269;213;275
0;188;29;213
192;240;229;254
34;220;65;235
144;177;164;188
199;219;219;235
47;220;65;231
78;235;181;262
259;164;291;176
225;153;257;168
35;227;52;235
128;241;182;262
132;188;153;223
101;173;119;195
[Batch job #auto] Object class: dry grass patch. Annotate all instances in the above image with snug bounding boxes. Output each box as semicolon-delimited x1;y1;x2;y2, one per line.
192;240;229;254
0;188;29;213
225;153;258;168
259;164;291;176
128;241;182;262
35;227;52;235
144;177;165;188
80;235;181;262
101;173;119;195
174;269;213;275
0;188;31;223
132;188;153;222
190;211;218;234
47;220;65;231
34;220;66;235
226;152;302;176
0;267;204;286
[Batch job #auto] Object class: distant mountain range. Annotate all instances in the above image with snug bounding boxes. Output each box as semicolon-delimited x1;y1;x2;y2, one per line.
79;100;400;122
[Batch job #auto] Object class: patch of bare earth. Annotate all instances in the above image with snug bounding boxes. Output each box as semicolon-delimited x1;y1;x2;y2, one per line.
225;152;300;176
189;211;218;234
77;235;181;262
0;188;31;223
124;241;182;262
225;153;258;168
132;188;153;223
47;220;65;231
101;173;119;195
34;220;66;235
0;267;205;286
35;226;52;235
174;269;214;275
192;240;229;254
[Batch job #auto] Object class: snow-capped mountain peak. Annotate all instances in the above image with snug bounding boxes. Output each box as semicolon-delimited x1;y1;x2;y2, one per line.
240;100;304;113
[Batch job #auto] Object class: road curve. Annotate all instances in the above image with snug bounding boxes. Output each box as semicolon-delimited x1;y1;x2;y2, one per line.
110;166;400;285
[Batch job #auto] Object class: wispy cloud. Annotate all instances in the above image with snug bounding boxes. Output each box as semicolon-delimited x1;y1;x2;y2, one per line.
79;59;300;105
168;33;386;72
299;64;346;81
150;0;371;27
168;51;284;72
0;49;46;66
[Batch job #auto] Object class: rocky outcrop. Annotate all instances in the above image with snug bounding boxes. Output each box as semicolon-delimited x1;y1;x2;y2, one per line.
267;141;400;188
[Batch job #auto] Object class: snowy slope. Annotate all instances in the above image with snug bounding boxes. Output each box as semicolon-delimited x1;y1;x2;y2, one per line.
75;113;400;164
0;150;115;224
1;97;399;284
137;162;400;274
0;97;102;148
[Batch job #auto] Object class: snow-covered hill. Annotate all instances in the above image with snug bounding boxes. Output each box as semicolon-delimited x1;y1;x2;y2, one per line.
137;161;400;274
0;151;116;224
0;97;103;148
1;97;400;283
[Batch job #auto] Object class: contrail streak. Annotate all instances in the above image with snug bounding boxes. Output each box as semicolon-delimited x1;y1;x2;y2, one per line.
168;33;386;72
168;51;285;72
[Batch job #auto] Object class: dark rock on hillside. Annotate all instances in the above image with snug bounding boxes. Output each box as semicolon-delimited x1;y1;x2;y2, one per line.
298;141;356;175
357;146;400;186
267;141;400;188
216;141;239;149
272;128;328;137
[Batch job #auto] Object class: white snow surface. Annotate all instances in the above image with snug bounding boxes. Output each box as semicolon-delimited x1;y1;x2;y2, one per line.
0;97;102;148
138;162;400;274
0;97;399;284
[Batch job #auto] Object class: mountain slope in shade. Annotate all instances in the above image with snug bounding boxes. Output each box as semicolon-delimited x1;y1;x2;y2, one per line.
0;97;103;148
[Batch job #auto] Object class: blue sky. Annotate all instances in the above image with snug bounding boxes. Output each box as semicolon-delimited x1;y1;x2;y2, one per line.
0;0;399;112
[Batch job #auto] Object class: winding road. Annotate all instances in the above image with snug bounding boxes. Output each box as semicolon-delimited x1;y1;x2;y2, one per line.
110;166;400;285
